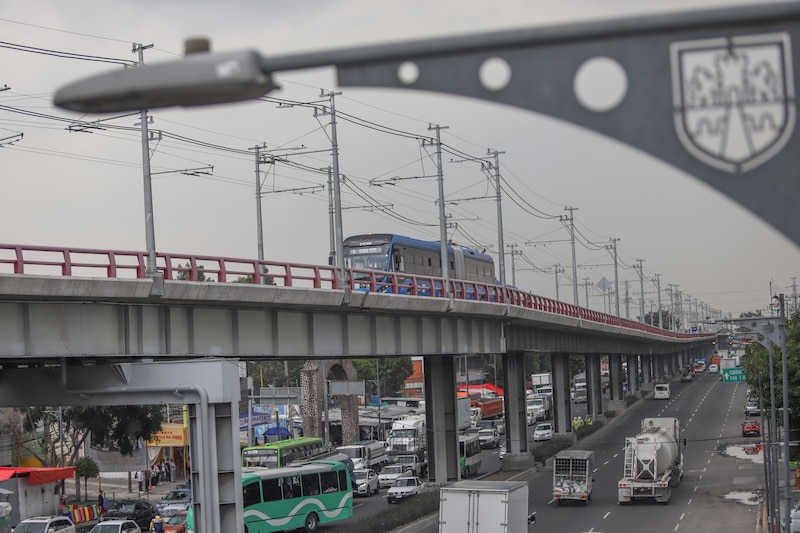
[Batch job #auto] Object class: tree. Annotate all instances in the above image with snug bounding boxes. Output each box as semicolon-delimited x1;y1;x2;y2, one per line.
175;263;208;281
74;456;99;501
644;309;677;330
247;360;305;388
741;311;800;460
352;358;413;398
21;405;166;466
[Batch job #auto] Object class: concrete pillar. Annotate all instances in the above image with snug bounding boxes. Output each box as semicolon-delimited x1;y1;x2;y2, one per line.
586;355;603;418
501;351;534;471
607;354;626;414
423;355;459;484
626;355;640;396
552;353;572;436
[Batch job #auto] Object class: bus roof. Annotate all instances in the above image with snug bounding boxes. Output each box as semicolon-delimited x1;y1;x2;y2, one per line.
241;460;345;481
242;437;323;452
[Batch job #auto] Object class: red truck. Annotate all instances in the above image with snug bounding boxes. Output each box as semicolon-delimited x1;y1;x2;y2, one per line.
472;397;504;419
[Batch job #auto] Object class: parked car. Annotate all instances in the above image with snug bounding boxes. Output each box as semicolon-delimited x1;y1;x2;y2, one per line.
533;422;553;441
478;428;500;449
101;499;157;530
378;464;410;488
13;516;76;533
158;489;192;511
745;401;761;417
352;468;380;497
386;476;425;503
163;511;187;533
742;419;761;437
87;520;142;533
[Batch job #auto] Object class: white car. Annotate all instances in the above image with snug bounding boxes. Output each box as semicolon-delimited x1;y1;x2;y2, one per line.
378;464;410;488
478;428;500;449
13;516;77;533
352;468;379;497
386;476;425;503
708;363;719;373
87;520;142;533
533;422;553;441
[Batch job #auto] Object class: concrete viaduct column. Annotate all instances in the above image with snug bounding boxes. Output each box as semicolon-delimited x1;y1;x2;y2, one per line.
626;355;640;397
608;354;626;414
641;354;654;393
423;355;459;483
552;353;573;436
501;351;534;471
585;355;603;420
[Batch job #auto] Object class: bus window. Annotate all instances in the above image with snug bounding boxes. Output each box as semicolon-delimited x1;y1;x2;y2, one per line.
337;470;349;492
302;473;321;496
321;471;339;493
261;478;282;502
243;481;261;507
283;475;301;499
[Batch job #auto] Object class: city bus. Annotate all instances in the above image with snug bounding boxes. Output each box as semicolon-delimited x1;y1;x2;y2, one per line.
343;233;496;296
242;460;353;533
242;437;353;472
459;433;482;477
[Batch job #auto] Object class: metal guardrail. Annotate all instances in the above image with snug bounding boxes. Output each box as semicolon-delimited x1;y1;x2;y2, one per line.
0;243;705;340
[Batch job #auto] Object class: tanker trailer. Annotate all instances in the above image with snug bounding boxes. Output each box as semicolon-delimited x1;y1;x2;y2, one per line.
618;417;684;504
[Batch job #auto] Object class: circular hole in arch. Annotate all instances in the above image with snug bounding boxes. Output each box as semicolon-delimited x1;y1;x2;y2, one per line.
397;61;420;85
479;57;512;91
573;57;628;112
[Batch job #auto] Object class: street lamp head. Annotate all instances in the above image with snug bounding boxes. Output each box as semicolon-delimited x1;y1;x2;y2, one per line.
54;48;275;113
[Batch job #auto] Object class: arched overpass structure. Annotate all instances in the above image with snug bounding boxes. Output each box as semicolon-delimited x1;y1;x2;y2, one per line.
0;245;713;530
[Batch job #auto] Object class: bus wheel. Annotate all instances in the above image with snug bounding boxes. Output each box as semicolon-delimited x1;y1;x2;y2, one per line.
304;512;319;532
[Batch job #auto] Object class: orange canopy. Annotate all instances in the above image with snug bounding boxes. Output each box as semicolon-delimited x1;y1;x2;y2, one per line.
0;466;76;485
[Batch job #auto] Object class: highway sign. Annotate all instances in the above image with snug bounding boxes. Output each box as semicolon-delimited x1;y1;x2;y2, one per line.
722;367;746;383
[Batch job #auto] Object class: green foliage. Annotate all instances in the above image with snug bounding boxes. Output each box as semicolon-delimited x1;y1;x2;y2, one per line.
531;436;572;463
327;489;439;533
644;310;677;330
75;456;99;479
574;419;604;440
741;311;800;459
352;358;413;398
68;405;165;456
248;360;306;388
175;263;208;281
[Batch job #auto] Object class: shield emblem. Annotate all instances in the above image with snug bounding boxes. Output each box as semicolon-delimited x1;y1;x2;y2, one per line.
670;33;795;173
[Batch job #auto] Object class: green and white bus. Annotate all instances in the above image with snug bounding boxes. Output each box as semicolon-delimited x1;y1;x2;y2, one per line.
242;460;353;533
459;433;482;477
242;437;354;472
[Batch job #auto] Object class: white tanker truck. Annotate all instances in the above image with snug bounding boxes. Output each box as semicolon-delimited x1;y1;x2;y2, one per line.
618;417;685;504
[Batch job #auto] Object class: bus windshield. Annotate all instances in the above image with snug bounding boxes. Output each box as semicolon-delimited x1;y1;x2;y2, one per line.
344;253;388;272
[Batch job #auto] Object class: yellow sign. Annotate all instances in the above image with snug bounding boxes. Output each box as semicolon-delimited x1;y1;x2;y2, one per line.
147;423;188;447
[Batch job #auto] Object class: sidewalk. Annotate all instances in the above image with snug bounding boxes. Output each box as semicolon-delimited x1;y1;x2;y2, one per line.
63;472;187;532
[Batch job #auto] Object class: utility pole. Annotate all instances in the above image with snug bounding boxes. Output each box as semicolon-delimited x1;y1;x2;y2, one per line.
428;124;451;300
554;264;562;301
507;243;520;287
584;277;591;308
488;149;506;286
250;143;269;283
791;277;798;312
624;280;631;320
608;238;620;316
563;207;579;305
318;90;346;290
327;166;335;265
132;43;161;286
636;258;645;323
654;274;664;329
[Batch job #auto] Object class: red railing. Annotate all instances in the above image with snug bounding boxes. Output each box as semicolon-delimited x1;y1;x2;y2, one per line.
0;244;705;340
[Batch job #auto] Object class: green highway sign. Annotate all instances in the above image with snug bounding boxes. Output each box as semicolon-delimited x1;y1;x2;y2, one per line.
722;367;746;383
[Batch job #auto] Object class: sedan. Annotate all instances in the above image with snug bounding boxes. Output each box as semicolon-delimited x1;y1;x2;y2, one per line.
378;464;410;488
680;372;693;382
88;520;142;533
352;468;379;497
101;499;157;530
533;422;553;441
742;419;761;437
158;489;192;510
164;511;187;533
386;476;425;503
478;429;500;449
745;401;761;417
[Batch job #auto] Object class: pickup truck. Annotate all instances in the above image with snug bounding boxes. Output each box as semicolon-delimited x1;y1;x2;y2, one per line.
394;452;428;476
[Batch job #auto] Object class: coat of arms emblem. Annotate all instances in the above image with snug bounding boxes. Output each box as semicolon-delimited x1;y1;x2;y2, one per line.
670;33;795;173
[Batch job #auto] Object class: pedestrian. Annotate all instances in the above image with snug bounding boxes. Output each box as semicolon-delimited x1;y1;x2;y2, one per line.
59;495;70;518
135;470;143;492
168;459;176;483
98;490;108;514
150;514;164;532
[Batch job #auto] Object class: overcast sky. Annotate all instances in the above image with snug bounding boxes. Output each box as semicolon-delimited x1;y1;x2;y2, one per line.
1;0;798;319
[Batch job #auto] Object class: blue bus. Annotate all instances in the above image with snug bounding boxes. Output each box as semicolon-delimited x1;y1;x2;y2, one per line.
343;233;495;296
